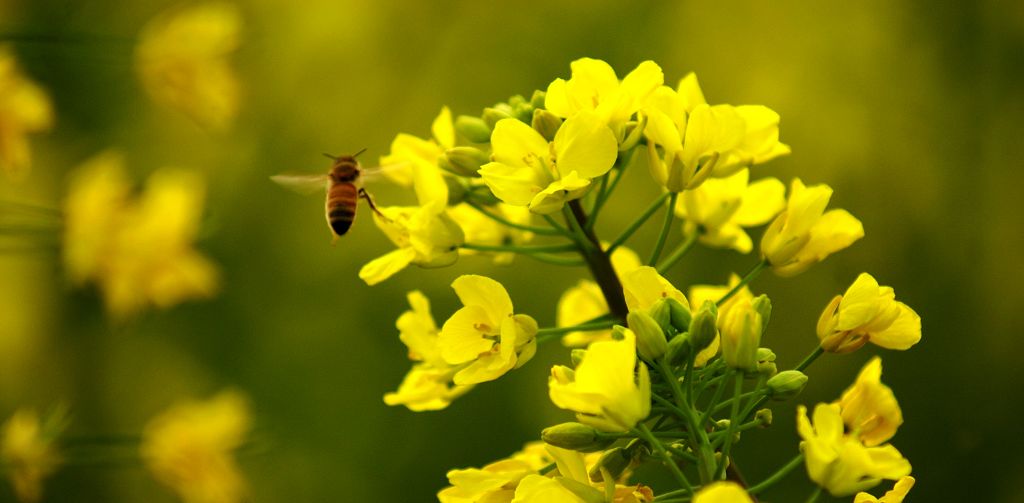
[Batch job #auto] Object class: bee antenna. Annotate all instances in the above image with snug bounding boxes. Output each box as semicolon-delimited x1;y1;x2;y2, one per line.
352;147;368;158
322;152;339;160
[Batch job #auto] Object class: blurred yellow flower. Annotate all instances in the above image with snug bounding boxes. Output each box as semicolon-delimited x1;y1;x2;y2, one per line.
1;409;62;503
135;3;242;130
854;476;914;503
643;73;789;192
760;178;864;277
817;273;922;354
692;481;753;503
526;445;653;503
358;201;464;285
719;298;763;371
545;57;664;134
379;106;454;206
141;391;250;503
558;246;641;346
836;357;902;447
687;274;754;367
447;203;534;264
438;275;538;385
549;328;651;432
675;168;786;253
0;46;53;180
797;403;911;497
63;151;220;318
479;112;617;214
384;291;474;411
620;266;689;314
438;442;552;503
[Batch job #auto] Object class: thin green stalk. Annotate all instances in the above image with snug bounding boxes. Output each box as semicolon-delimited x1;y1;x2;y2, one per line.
806;486;823;503
711;390;763;415
715;371;744;479
651;394;689;422
0;199;63;217
587;150;633;230
524;253;585;266
796;346;825;372
699;375;731;427
536;320;616;344
647;192;679;265
657;230;699;273
464;199;563;236
748;453;804;495
541;214;573;239
717;259;769;305
657;359;715;483
635;423;693;493
607;191;671;253
461;242;577;254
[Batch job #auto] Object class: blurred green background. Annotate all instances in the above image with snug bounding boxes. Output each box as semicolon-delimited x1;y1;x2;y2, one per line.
2;0;1023;501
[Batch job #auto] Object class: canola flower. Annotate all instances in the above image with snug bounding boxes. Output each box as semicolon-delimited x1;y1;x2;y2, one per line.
0;46;53;180
674;168;786;253
854;476;914;503
62;151;219;318
135;2;242;130
544;58;663;136
817;273;922;353
1;409;62;503
140;391;251;503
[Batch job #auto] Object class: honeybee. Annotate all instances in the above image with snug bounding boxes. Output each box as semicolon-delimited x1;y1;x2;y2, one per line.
271;148;385;241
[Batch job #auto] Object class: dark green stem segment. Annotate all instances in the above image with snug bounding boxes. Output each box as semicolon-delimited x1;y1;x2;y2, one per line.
567;199;629;321
795;346;825;372
717;259;769;305
748;453;804;495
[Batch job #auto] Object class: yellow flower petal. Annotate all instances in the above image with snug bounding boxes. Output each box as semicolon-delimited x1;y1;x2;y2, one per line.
553;111;618;179
358;247;417;286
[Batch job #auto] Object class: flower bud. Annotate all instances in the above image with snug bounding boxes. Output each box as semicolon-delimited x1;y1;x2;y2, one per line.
482;106;514;129
556;478;607;503
688;301;718;352
720;300;762;371
443;175;467;205
619;116;646;151
454;115;491;143
532;109;563;142
665;332;690;366
444;147;489;177
755;408;773;426
541;422;613;452
530;89;546;109
570;349;587;367
587;446;631;483
766;370;808;401
647;298;674;335
628;311;667;360
667;297;692;332
751;294;772;329
755;347;777;377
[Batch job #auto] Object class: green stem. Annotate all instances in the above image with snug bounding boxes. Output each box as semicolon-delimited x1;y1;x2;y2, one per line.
748;453;804;495
715;371;744;479
607;192;671;253
464;200;563;236
657;230;700;273
635;423;693;493
587;150;633;231
795;346;825;372
0;199;63;217
461;242;576;254
647;192;679;265
657;359;715;483
524;253;585;267
717;259;769;305
536;320;616;344
806;486;823;503
699;375;730;427
542;214;572;238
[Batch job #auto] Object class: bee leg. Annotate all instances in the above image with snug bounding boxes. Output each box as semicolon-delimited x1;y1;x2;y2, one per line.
358;188;389;220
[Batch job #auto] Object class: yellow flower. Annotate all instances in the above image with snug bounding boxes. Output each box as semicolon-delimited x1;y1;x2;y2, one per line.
817;273;921;353
675;169;786;253
1;409;62;503
511;446;654;503
447;203;534;264
545;58;664;134
557;246;641;346
438;442;552;503
438;275;538;385
0;47;53;180
835;357;902;447
141;391;250;503
854;476;914;503
687;274;754;367
797;403;911;497
760;179;864;277
692;481;753;503
379;106;454;206
549;328;651;432
620;266;689;314
135;3;242;130
358;201;464;285
384;291;473;411
63;152;220;318
643;73;789;192
719;298;763;371
479;111;617;214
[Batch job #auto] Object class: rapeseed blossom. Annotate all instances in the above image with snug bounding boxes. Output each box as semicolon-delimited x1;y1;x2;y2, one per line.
1;410;62;503
675;168;785;253
140;391;251;503
438;275;537;385
692;481;753;503
687;274;754;367
448;203;534;264
479;111;617;214
836;357;902;447
760;178;864;276
854;476;914;503
817;273;921;353
63;151;219;317
544;58;663;136
549;328;651;432
379;106;454;206
437;442;552;503
620;266;688;314
358;202;464;285
135;3;242;130
0;47;53;180
511;446;654;503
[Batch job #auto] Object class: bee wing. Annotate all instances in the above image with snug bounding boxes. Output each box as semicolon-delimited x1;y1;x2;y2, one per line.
271;173;330;195
359;161;411;185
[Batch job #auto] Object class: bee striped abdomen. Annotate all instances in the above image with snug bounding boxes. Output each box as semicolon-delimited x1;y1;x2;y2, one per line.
326;182;359;236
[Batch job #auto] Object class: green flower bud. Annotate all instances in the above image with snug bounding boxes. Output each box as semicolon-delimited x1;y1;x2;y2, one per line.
755;347;777;377
619;116;647;151
454;115;491;143
720;299;762;371
648;298;674;335
482;106;514;129
665;332;690;366
530;89;546;109
532;109;563;142
542;422;613;452
508;94;527;108
751;294;772;331
587;447;630;483
611;325;629;341
667;297;692;332
755;408;773;426
570;349;587;367
556;478;606;503
688;300;718;352
444;175;466;205
766;370;808;401
628;311;667;360
444;147;489;177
